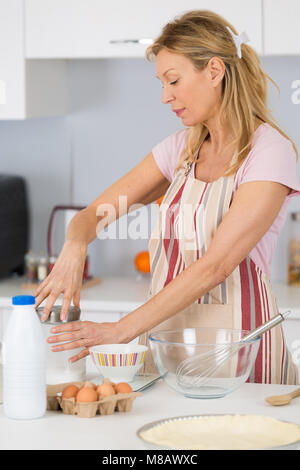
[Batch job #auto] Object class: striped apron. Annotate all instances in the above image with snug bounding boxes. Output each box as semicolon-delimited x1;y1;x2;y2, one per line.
139;159;298;384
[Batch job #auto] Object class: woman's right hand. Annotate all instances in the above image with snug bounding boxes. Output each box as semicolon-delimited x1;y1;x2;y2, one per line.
35;240;87;321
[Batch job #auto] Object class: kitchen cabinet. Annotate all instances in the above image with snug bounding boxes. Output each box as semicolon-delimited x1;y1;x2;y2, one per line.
83;309;140;376
0;306;12;344
281;314;300;374
273;283;300;376
25;0;263;58
0;0;67;119
263;0;300;55
82;309;123;376
1;0;297;120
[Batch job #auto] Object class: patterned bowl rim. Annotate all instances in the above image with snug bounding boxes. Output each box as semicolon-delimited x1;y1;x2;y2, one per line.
89;344;148;354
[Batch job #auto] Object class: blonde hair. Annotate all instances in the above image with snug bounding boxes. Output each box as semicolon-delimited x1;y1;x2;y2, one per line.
146;10;298;176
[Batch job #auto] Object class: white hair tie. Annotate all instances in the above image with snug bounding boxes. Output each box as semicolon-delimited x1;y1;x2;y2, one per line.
226;26;250;59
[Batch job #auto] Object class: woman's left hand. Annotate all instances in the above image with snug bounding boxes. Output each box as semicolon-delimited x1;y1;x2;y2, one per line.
46;320;123;363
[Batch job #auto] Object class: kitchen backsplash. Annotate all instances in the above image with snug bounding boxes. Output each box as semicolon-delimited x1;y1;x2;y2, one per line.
0;56;299;281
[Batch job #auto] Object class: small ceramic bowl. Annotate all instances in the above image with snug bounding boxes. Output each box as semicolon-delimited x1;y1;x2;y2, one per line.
89;344;148;382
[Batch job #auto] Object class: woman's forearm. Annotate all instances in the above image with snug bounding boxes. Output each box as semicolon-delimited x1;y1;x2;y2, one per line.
117;256;225;343
66;207;100;246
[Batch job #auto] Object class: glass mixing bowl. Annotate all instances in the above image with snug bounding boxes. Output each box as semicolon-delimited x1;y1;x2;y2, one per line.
148;328;260;399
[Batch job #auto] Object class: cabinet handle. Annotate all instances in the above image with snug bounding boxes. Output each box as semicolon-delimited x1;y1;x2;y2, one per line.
0;80;7;105
109;38;154;45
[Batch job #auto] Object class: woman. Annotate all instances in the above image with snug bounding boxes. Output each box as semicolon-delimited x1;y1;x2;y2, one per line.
35;10;300;384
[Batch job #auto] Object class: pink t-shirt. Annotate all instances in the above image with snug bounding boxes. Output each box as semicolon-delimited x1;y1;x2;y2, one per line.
152;123;300;277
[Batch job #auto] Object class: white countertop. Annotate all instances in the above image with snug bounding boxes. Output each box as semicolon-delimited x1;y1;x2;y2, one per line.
0;380;299;450
0;275;151;312
0;276;299;319
1;277;299;450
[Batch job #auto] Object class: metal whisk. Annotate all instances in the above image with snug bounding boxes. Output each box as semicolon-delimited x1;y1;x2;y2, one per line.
176;311;291;390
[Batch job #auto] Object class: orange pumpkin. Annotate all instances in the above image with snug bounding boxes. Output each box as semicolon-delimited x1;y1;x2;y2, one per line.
134;251;150;273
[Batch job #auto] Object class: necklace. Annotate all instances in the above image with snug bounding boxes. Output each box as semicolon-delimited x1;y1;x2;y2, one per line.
184;161;193;176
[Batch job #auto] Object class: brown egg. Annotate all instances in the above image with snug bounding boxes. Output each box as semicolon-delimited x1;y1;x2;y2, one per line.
114;382;133;394
97;382;116;397
100;377;115;388
61;384;80;399
76;386;98;402
84;381;97;390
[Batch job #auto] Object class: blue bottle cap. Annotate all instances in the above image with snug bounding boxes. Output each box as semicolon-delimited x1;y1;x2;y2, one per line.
12;295;35;306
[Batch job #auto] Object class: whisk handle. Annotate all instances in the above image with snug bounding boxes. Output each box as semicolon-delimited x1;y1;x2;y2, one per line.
241;310;291;343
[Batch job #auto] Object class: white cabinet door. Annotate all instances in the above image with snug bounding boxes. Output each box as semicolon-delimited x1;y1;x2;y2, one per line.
281;314;300;376
0;0;67;119
263;0;300;55
82;310;140;376
25;0;262;58
0;306;13;343
0;0;25;119
82;310;123;376
82;310;123;324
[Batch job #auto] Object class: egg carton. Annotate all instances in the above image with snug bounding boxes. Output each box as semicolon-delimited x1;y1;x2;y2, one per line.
46;381;142;418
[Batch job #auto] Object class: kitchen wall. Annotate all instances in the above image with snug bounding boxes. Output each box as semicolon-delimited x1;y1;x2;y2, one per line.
0;55;299;281
261;56;300;281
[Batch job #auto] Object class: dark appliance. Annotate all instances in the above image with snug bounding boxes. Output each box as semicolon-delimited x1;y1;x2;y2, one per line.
0;174;29;278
